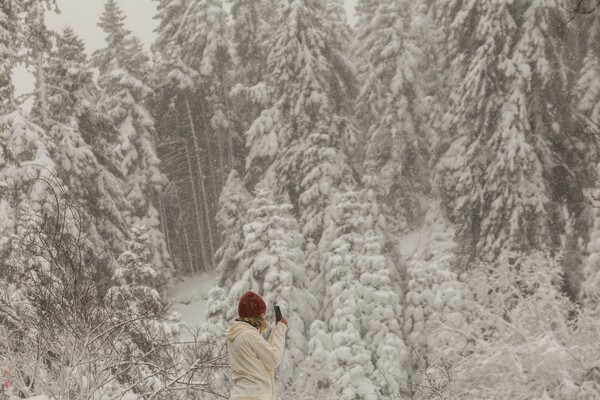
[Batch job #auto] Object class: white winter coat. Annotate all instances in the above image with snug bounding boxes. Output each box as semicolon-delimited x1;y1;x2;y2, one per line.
225;319;287;400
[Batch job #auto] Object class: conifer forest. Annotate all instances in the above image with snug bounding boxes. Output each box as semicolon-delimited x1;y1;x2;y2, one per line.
2;0;600;399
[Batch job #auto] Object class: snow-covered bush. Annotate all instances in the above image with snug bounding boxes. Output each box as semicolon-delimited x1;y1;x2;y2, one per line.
431;253;600;399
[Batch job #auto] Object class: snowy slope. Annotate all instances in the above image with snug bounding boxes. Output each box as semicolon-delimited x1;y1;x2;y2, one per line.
396;200;456;267
168;271;217;331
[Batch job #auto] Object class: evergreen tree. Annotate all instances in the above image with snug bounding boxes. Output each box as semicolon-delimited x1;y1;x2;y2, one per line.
0;112;61;301
301;191;380;399
151;0;210;273
152;0;196;94
229;0;278;145
354;0;429;233
246;0;357;244
94;0;171;274
227;187;318;393
0;0;17;114
359;231;408;393
354;0;379;25
109;225;164;309
0;1;16;153
177;0;236;178
324;0;352;51
50;125;130;267
37;27;137;268
578;14;600;125
576;15;600;303
152;0;236;273
229;0;277;88
152;0;190;56
42;27;94;123
198;170;251;368
436;1;547;262
513;0;592;270
404;256;466;365
582;174;600;312
23;0;58;128
107;225;179;395
214;170;252;289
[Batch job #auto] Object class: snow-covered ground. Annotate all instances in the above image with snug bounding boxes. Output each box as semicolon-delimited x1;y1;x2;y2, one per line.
396;201;456;265
168;271;217;331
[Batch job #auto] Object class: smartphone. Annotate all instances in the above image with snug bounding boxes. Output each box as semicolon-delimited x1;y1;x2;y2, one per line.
274;305;282;322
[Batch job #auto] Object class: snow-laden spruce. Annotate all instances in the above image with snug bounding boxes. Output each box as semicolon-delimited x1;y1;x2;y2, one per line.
31;27;132;263
299;189;409;399
582;168;600;314
0;0;18;115
354;0;429;234
93;0;171;275
245;0;357;244
403;205;467;369
222;187;318;397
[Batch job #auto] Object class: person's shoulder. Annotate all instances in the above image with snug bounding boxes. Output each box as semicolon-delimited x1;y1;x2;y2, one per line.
238;326;262;341
237;327;265;349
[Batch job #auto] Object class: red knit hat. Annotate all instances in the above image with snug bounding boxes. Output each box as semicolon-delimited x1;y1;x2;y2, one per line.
238;291;266;318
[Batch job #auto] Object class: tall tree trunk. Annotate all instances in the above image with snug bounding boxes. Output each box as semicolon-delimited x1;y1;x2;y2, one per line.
159;192;174;267
185;94;216;266
198;97;221;211
175;99;210;271
37;52;49;127
219;68;235;174
176;192;197;274
217;127;226;187
184;142;210;271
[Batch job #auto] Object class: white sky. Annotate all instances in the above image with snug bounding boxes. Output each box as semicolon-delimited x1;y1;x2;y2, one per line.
13;0;358;99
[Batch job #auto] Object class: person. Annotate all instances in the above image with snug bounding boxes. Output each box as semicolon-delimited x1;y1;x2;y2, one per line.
225;291;288;400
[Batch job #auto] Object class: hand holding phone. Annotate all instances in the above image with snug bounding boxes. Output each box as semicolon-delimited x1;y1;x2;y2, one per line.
274;305;282;322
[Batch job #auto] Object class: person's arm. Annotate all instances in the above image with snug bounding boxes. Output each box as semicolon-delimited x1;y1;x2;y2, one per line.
249;322;288;369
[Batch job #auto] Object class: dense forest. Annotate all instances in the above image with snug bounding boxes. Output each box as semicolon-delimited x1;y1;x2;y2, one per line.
1;0;600;399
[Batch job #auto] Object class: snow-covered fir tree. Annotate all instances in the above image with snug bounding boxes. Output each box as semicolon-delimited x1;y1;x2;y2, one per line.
0;0;18;114
152;0;190;57
22;0;58;128
404;255;466;367
582;171;600;313
94;0;171;274
0;0;18;159
229;0;277;88
578;13;600;125
214;170;252;289
226;187;317;395
177;0;236;179
300;190;379;399
436;1;548;263
576;14;600;306
354;0;429;234
229;0;278;143
41;27;93;122
152;0;238;273
28;27;132;267
513;1;593;287
359;231;408;393
151;0;196;92
246;0;357;244
324;0;352;51
198;170;252;376
109;225;165;311
0;113;57;243
107;225;180;394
